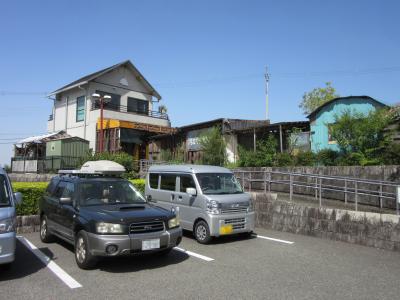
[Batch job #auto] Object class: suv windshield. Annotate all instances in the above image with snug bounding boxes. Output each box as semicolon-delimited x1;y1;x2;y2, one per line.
196;173;243;195
0;175;11;207
79;180;146;206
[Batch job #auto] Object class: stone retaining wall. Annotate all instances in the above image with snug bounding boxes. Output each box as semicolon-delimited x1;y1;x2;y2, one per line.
252;192;400;252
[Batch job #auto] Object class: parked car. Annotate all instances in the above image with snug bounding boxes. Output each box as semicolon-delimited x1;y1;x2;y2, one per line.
0;167;22;268
145;165;255;244
39;160;182;269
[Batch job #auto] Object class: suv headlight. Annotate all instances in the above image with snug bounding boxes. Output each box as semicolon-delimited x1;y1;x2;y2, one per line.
168;217;180;229
206;200;221;215
96;222;124;234
0;217;15;234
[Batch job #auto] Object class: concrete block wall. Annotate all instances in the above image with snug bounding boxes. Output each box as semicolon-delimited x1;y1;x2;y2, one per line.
8;173;56;182
252;192;400;252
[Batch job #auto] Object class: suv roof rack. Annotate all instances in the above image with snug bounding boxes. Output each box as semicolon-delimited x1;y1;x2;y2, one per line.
59;160;126;176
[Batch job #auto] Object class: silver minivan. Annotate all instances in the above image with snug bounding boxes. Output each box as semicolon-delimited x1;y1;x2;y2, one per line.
145;165;255;244
0;167;22;268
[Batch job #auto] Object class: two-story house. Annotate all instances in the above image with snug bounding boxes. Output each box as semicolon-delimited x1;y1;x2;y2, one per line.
47;60;174;160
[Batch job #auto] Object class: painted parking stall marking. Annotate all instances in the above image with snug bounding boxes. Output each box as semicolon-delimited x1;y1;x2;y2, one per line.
253;234;294;245
174;247;215;262
17;236;82;289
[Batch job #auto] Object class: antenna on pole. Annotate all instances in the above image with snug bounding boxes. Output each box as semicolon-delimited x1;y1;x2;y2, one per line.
264;66;270;120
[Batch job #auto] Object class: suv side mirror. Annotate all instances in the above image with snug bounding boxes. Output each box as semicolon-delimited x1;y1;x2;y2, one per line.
186;187;197;196
14;192;22;205
60;197;72;205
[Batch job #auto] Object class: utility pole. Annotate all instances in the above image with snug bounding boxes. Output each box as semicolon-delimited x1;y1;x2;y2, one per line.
264;66;270;120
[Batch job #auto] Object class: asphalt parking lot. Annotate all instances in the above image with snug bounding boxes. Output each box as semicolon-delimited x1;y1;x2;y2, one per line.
1;228;400;300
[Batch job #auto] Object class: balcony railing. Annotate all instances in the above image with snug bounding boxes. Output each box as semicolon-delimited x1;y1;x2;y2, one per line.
91;102;169;120
48;114;53;121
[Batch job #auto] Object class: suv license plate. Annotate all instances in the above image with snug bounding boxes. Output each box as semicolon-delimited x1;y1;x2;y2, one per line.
142;239;160;251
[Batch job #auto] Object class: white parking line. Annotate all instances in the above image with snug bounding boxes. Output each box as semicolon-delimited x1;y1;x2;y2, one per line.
17;236;82;289
174;247;214;262
253;234;294;245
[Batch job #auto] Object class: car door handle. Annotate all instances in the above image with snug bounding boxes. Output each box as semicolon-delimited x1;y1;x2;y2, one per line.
171;194;175;201
178;195;183;200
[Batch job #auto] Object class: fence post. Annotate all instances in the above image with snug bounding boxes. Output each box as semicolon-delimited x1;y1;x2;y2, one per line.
263;171;267;194
319;178;322;207
344;179;348;205
315;177;318;199
249;172;252;193
242;172;245;191
289;174;293;201
268;172;271;192
396;186;399;216
355;181;358;211
379;184;383;209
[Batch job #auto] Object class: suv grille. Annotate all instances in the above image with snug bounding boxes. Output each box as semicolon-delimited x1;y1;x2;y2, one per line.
129;220;164;234
224;218;246;230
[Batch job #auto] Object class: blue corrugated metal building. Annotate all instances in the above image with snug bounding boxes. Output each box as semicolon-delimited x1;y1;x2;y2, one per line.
308;96;387;152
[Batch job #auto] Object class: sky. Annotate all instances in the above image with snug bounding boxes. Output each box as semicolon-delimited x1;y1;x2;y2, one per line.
0;0;399;165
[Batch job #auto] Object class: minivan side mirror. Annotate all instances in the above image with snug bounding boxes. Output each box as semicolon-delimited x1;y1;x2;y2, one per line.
14;192;22;205
59;197;72;205
186;187;197;196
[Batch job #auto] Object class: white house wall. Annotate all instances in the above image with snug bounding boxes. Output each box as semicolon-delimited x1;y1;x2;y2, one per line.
48;65;168;152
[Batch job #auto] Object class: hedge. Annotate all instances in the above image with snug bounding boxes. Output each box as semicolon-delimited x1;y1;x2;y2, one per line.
12;179;146;216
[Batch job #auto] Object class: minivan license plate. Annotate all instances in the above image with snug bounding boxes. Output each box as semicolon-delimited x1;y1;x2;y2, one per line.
142;239;160;251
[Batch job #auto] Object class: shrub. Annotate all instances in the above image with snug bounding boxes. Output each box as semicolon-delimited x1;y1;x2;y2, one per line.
198;126;227;166
316;149;339;166
294;151;316;166
238;136;278;167
12;182;48;216
274;152;293;167
12;179;146;216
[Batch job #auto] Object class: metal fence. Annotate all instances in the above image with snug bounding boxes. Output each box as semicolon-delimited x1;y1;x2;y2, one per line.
11;156;82;173
91;102;169;120
232;170;400;215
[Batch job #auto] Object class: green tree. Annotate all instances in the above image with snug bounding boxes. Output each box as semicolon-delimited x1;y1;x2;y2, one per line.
330;108;391;163
299;82;339;115
238;136;278;167
198;126;227;166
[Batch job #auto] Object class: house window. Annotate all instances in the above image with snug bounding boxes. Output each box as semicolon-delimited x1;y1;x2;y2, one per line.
127;97;149;115
76;96;85;122
95;90;121;110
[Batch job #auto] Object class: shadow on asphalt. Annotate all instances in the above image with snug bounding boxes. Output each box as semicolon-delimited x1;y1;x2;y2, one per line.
182;230;256;245
45;236;190;273
96;250;190;273
0;239;48;281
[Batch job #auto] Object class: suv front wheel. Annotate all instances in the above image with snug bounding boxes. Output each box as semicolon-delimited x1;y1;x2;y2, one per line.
75;231;97;269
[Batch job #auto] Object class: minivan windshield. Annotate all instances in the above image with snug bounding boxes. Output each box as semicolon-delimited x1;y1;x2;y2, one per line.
196;173;243;195
79;180;146;206
0;175;11;207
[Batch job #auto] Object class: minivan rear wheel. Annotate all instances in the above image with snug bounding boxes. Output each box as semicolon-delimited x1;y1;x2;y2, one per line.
194;220;212;244
40;216;54;243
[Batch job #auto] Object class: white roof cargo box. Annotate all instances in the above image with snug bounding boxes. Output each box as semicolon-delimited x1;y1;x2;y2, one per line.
59;160;126;175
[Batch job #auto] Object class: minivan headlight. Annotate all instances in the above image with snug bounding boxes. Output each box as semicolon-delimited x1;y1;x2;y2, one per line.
206;200;221;215
248;200;254;212
96;222;124;234
0;217;15;234
168;217;180;229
